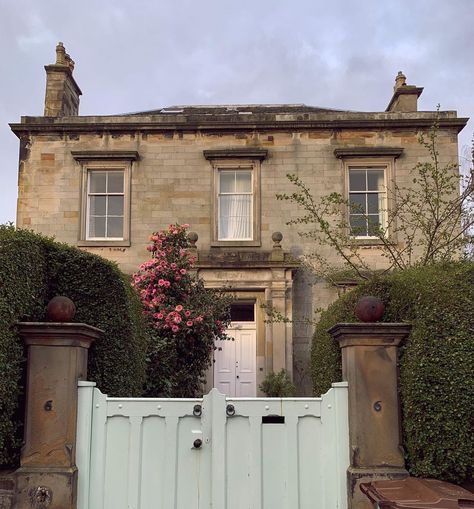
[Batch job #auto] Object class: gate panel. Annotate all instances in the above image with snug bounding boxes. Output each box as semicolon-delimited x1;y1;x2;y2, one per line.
298;417;323;507
226;417;252;509
77;382;349;509
140;416;166;508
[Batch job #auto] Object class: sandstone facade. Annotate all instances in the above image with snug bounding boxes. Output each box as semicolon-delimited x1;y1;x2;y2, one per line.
10;44;467;395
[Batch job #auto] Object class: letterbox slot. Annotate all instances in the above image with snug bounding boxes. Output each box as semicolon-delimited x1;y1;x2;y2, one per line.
262;415;285;424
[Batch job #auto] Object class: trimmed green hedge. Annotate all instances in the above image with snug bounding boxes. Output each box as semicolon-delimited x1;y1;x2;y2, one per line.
0;227;49;466
0;225;148;466
311;262;474;483
46;244;149;396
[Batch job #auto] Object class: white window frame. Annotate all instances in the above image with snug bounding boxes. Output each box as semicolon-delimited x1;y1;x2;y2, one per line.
343;157;394;241
217;168;254;241
73;152;136;247
210;159;261;247
86;168;126;241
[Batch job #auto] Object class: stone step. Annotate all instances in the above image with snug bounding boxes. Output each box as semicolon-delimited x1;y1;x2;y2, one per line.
0;470;16;509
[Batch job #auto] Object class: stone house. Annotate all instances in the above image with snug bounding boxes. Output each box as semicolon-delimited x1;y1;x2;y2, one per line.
10;43;467;395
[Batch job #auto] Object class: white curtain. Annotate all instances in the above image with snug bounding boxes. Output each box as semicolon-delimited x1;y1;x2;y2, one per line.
219;194;251;239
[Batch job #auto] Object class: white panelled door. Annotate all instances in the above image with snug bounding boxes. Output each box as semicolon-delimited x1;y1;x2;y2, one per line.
214;325;256;397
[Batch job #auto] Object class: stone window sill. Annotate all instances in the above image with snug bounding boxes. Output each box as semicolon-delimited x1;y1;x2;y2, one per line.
210;240;262;248
77;240;131;247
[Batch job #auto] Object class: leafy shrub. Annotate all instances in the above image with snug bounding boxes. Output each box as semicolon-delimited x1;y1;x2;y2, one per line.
311;262;474;483
0;225;148;466
46;243;149;397
133;224;232;397
0;225;49;466
259;369;296;397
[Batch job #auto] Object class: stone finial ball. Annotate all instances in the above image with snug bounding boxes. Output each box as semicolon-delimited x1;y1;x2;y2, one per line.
188;231;198;243
355;296;385;322
46;296;76;322
272;231;283;243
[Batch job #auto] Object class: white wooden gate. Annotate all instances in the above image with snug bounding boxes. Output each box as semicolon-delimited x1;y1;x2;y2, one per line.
76;381;349;509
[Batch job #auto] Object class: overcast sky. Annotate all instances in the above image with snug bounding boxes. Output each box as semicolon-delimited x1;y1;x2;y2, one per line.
1;0;472;224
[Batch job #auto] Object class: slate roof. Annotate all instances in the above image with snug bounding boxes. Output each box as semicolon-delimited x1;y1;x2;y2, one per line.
121;104;350;116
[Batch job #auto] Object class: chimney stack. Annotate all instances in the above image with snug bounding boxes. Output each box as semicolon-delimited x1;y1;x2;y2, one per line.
44;42;82;117
386;71;423;112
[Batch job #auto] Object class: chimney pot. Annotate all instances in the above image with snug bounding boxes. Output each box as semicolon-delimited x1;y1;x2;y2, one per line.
386;71;423;113
55;42;66;65
44;43;82;116
394;71;407;91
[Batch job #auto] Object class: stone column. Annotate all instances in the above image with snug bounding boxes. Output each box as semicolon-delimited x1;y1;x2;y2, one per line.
328;323;411;509
15;322;101;509
270;280;287;373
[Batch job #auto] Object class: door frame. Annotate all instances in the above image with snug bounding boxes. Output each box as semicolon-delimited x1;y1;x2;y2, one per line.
211;293;266;396
215;301;257;397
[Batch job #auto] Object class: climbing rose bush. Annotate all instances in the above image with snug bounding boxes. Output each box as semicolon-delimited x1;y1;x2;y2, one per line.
133;224;232;396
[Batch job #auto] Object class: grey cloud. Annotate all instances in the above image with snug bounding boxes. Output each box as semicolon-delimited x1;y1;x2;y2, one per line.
0;0;472;223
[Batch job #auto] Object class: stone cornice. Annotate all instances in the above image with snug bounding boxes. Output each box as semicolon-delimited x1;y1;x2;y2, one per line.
71;150;140;161
327;322;412;347
334;147;404;158
203;148;268;160
196;250;299;269
17;322;103;348
9;114;469;137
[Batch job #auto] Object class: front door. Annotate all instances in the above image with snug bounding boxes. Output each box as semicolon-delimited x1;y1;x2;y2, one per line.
214;302;257;397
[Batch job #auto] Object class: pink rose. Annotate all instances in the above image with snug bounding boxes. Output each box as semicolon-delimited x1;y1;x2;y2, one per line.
184;310;191;317
180;268;187;275
195;316;203;323
186;320;193;327
175;305;183;312
172;325;179;333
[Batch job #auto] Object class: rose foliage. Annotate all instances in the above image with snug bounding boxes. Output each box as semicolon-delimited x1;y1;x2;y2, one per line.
133;224;232;397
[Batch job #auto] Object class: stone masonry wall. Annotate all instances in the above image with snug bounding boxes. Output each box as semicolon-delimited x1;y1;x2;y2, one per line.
15;124;460;394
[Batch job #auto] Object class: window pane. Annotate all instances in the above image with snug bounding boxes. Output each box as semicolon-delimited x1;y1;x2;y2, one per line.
108;196;124;216
367;194;380;214
230;303;255;321
367;169;385;191
107;171;124;193
235;171;251;192
107;217;123;238
89;196;106;215
220;172;235;193
89;172;106;193
219;194;251;239
350;216;367;236
368;215;381;235
349;193;366;214
349;170;366;191
89;216;106;238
